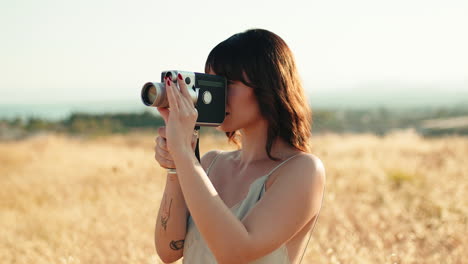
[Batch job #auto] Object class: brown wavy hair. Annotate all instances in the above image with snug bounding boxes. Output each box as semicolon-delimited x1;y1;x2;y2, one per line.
205;29;312;160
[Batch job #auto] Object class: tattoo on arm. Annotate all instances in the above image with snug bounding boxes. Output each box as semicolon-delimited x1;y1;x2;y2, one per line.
170;240;185;250
160;194;173;231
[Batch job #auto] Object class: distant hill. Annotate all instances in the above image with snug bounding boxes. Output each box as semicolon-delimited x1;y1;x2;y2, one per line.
1;82;467;121
308;82;468;110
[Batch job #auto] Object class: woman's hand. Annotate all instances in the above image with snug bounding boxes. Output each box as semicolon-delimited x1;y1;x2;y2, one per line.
154;126;176;169
154;126;199;169
157;74;198;157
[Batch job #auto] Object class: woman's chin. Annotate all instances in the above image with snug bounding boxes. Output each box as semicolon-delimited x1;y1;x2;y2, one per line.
216;122;236;132
216;125;228;132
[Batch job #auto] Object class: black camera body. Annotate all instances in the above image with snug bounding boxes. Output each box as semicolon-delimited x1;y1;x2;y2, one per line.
141;70;226;126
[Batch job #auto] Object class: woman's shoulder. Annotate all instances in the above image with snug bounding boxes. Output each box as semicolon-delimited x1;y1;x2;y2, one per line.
264;152;325;206
298;152;325;171
200;149;239;171
280;152;326;183
200;150;221;171
294;152;324;168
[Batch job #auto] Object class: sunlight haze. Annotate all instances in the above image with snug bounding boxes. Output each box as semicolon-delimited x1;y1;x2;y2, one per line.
1;0;467;104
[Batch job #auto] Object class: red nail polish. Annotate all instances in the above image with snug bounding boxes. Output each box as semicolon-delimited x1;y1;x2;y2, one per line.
167;80;171;86
178;73;183;80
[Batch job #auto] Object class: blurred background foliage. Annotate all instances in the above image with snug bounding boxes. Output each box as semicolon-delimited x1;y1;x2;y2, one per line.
2;105;468;140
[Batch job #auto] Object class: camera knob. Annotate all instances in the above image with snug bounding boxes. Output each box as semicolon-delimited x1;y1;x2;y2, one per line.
202;91;213;104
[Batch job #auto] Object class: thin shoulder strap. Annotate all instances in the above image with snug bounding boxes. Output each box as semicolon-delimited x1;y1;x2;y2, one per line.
298;182;326;264
206;151;222;175
265;153;302;177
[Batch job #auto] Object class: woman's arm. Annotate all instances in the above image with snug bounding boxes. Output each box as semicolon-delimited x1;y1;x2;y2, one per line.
172;150;326;264
154;150;220;263
154;172;189;263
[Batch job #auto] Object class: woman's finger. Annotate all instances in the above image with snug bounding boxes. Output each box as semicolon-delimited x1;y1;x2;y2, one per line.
171;77;185;104
154;143;175;164
177;73;192;100
178;88;194;113
154;152;176;169
154;136;164;148
156;144;172;160
165;77;179;111
157;136;168;151
157;127;166;138
171;78;195;120
175;74;197;117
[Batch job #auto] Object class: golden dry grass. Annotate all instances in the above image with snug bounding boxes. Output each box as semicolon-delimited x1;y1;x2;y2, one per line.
0;130;466;264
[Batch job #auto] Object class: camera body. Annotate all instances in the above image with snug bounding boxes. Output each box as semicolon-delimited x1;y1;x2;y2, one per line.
141;70;226;126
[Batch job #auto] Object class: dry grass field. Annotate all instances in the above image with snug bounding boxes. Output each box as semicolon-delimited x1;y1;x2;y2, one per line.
0;130;466;264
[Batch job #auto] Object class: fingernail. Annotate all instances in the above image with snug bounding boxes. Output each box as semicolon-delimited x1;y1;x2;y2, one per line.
167;80;171;86
178;73;183;80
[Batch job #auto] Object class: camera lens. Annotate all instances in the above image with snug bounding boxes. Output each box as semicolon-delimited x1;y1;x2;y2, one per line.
141;82;158;106
141;82;168;107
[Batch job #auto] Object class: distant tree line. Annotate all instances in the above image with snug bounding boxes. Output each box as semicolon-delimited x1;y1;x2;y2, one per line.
1;106;468;140
312;106;468;136
1;110;164;137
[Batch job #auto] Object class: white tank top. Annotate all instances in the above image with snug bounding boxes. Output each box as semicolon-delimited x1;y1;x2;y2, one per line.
182;153;306;264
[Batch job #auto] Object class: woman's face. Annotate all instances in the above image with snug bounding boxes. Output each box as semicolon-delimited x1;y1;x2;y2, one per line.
208;70;264;132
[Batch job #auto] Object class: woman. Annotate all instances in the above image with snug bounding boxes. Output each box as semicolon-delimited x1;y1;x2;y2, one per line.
153;29;325;264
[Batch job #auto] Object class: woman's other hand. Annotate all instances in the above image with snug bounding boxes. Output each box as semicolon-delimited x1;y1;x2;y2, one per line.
154;126;175;169
154;126;198;169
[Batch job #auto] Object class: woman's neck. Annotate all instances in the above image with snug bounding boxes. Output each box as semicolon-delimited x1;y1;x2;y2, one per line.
238;120;296;166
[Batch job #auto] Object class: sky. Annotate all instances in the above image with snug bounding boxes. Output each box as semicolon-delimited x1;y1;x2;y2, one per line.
1;0;467;105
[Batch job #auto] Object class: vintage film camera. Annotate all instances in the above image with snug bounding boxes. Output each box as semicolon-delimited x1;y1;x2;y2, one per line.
141;70;226;126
